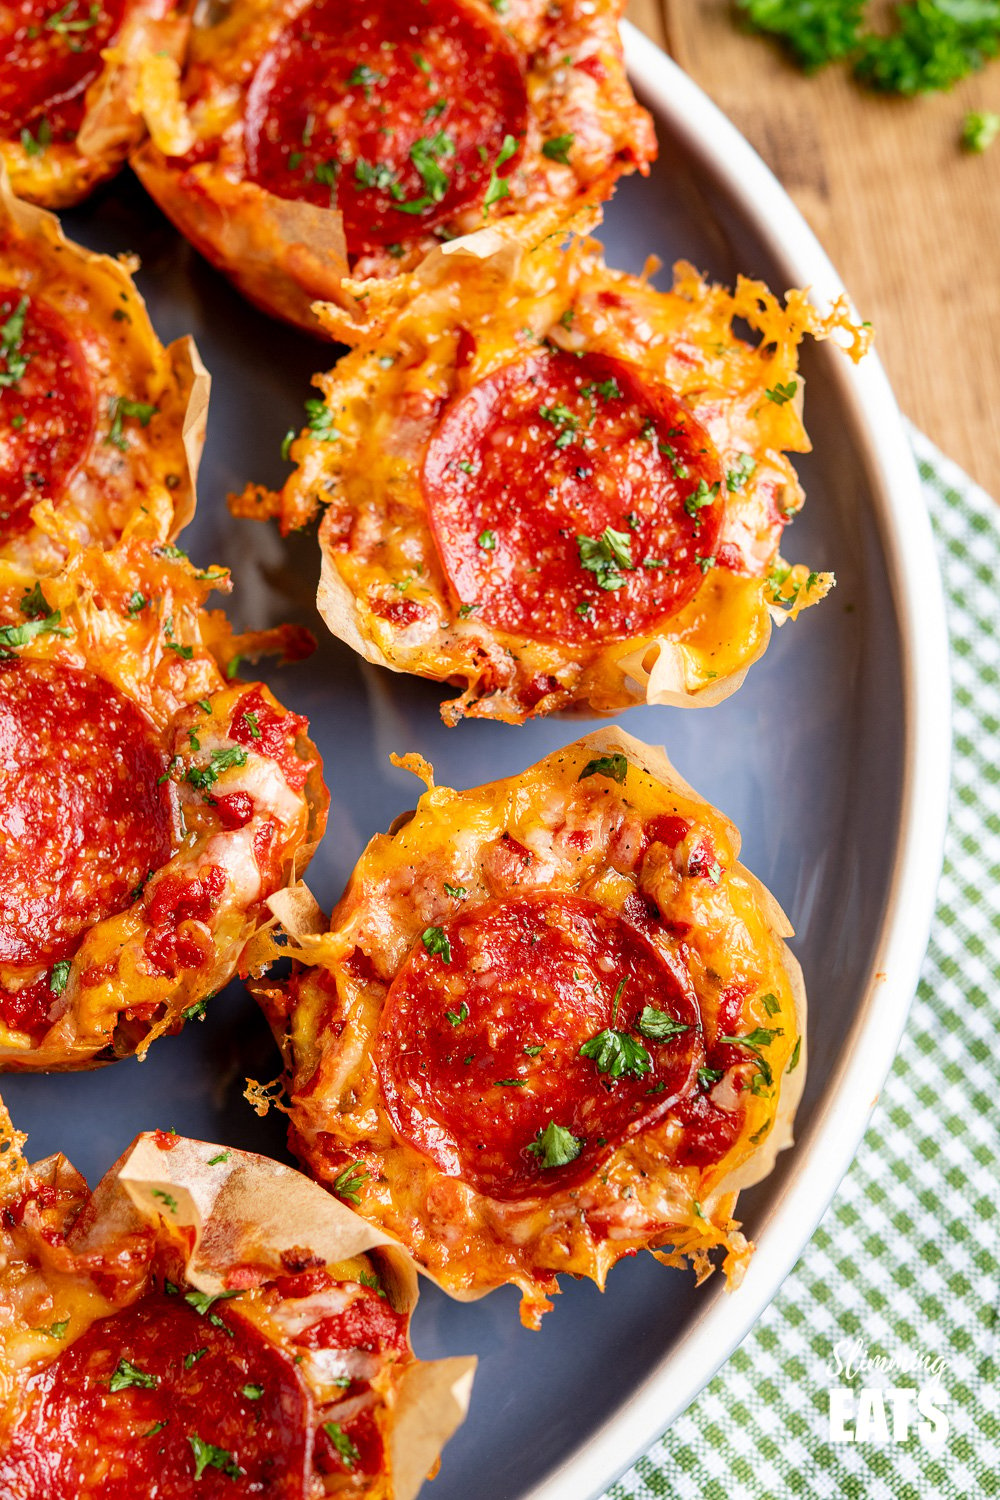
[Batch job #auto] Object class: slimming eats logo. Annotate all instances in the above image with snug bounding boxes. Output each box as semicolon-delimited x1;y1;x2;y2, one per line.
825;1338;950;1448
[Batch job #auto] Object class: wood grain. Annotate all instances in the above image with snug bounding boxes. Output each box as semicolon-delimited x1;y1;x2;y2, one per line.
623;0;1000;495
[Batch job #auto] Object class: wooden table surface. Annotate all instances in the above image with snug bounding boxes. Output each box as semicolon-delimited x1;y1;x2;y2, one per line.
626;0;1000;499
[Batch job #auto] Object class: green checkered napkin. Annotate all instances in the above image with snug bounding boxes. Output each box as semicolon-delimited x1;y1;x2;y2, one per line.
605;431;1000;1500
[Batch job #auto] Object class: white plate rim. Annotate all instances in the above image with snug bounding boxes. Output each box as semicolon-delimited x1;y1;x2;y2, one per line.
522;26;952;1500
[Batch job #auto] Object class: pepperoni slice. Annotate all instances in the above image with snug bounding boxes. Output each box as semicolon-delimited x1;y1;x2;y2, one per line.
422;350;726;645
0;662;173;1033
0;1290;310;1498
0;285;95;539
243;0;528;258
374;893;701;1200
0;1;125;145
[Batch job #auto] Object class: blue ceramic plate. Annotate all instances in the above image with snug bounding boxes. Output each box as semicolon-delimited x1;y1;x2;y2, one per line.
4;29;950;1500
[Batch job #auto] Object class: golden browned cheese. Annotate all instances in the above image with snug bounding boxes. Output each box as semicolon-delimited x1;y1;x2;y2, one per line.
133;0;655;331
0;538;328;1071
239;219;870;724
0;2;188;208
0;172;208;574
0;1109;475;1499
256;731;806;1330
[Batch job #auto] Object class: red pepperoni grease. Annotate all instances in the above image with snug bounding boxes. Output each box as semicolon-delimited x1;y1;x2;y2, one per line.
422;349;726;643
0;1290;310;1498
0;1;126;145
0;661;173;1036
243;0;528;258
375;893;702;1199
0;285;95;539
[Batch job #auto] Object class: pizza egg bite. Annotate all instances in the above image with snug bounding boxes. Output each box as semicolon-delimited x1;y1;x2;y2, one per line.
238;223;871;724
0;1109;475;1498
255;730;806;1330
0;537;327;1070
0;1;188;208
132;0;655;332
0;171;208;574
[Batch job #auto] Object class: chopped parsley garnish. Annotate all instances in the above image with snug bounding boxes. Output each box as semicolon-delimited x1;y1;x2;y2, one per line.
242;1384;263;1400
528;1120;584;1170
163;615;193;660
126;590;148;616
445;1001;468;1026
764;380;798;406
477;529;497;550
694;553;716;574
524;1044;544;1056
304;397;339;441
578;752;628;784
49;961;71;995
580;1026;650;1080
185;746;248;791
34;1318;69;1339
542;132;575;163
579;979;652;1081
577;527;635;590
241;710;261;739
443;882;468;898
207;1150;230;1165
324;1422;361;1470
151;1189;178;1214
396;130;455;213
20;118;52;157
0;296;30;387
105;396;158;451
188;1435;242;1481
483;133;518;208
184;1347;208;1369
422;925;452;961
761;992;781;1016
182;999;207;1022
0;612;69;655
110;1357;157;1392
718;1026;783;1087
698;1066;725;1091
637;1006;692;1042
538;401;579;448
787;1036;802;1073
495;1078;526;1087
145;1420;168;1437
346;63;386;95
580;376;622;402
184;1289;243;1318
20;583;52;619
684;478;720;523
46;1;100;36
425;98;447;121
332;1161;369;1205
726;452;757;491
963;108;1000;151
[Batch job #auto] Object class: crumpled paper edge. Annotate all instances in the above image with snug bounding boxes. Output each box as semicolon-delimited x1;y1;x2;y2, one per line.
9;1124;475;1500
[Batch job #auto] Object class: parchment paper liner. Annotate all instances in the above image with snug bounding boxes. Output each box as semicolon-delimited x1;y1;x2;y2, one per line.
0;1114;474;1500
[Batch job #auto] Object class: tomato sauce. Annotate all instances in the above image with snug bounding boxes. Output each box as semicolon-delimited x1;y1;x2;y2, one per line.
0;284;95;538
422;350;725;644
375;892;702;1199
229;687;312;792
242;0;528;258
